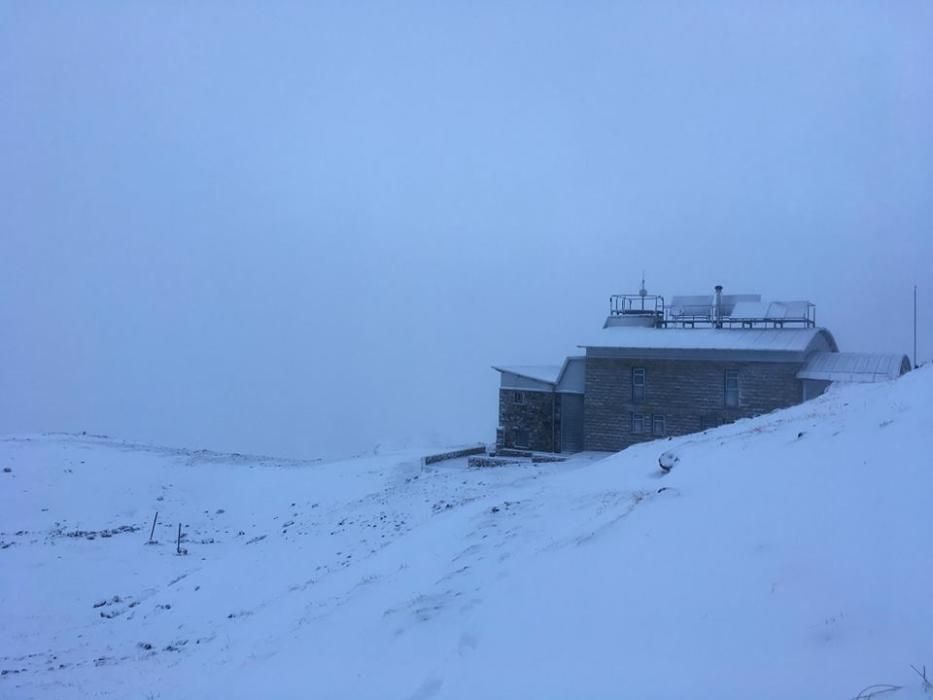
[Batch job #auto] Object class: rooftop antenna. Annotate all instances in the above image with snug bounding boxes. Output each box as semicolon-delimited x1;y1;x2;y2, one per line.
639;271;647;310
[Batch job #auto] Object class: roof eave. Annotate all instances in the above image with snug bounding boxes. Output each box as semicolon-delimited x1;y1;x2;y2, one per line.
491;365;558;385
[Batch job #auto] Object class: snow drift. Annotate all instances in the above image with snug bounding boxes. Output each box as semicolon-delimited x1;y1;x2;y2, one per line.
2;366;932;699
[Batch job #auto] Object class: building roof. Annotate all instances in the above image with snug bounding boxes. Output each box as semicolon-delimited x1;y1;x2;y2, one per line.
492;365;562;385
492;357;586;393
797;352;911;383
581;327;838;354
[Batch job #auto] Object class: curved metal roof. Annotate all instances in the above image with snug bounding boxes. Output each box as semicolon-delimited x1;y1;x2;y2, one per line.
797;352;911;383
581;327;838;355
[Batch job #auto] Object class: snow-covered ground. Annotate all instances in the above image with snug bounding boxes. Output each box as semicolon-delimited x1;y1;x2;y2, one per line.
2;367;932;699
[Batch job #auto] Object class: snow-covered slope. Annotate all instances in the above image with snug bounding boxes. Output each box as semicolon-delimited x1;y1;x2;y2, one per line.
2;367;932;699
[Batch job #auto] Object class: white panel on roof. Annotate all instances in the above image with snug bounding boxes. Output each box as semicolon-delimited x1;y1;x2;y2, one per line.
768;301;811;320
729;300;811;320
719;294;761;315
731;301;772;319
721;294;761;304
668;295;713;318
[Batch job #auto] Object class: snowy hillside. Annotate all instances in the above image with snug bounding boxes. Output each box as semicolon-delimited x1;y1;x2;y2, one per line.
2;367;932;700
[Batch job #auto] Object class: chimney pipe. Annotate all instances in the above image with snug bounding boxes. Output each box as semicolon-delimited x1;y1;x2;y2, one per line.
714;285;723;327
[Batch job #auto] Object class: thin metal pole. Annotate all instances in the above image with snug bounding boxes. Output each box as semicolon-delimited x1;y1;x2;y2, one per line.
148;511;158;544
914;284;919;368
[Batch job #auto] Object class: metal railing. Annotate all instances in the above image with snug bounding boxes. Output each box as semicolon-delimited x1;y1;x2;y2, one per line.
608;295;816;329
609;293;665;319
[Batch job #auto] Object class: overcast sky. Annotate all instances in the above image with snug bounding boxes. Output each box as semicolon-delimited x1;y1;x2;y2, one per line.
2;2;931;459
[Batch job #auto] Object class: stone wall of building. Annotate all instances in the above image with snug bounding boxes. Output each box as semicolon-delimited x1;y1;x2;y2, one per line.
583;357;803;452
497;389;559;453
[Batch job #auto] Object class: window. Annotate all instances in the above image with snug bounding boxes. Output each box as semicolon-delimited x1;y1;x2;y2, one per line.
632;367;646;402
652;415;666;436
513;390;525;405
513;428;529;448
632;413;645;434
724;369;739;408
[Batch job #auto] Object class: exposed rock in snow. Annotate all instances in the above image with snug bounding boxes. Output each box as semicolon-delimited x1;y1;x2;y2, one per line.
658;450;680;473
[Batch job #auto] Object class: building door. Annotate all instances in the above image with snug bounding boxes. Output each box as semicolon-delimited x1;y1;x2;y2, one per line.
560;393;585;453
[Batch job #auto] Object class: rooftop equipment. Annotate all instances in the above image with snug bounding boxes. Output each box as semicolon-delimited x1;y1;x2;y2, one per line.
607;284;817;329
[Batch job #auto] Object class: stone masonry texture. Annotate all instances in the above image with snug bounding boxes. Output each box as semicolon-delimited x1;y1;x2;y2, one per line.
497;389;559;453
583;357;803;452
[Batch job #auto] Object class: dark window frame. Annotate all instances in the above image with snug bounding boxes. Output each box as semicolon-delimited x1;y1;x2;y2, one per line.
652;415;666;436
632;367;646;402
513;390;525;405
724;369;740;408
632;413;645;434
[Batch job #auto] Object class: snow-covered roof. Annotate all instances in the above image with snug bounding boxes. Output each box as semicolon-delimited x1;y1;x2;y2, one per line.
493;357;586;393
797;352;911;383
581;327;837;354
492;365;562;385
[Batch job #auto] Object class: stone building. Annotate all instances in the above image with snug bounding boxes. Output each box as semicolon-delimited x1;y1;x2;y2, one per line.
494;285;911;454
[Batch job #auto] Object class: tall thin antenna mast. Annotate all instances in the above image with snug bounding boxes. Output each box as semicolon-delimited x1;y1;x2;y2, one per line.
914;284;919;368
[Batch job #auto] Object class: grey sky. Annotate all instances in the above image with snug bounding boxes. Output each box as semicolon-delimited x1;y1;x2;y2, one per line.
2;2;931;458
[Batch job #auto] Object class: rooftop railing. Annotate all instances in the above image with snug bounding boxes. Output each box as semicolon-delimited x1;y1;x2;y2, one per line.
609;293;665;319
609;294;817;329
